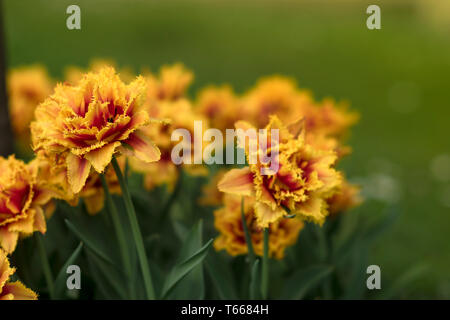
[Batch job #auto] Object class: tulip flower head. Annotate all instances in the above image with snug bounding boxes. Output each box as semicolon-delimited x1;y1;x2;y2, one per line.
0;156;54;253
219;116;342;228
31;67;163;194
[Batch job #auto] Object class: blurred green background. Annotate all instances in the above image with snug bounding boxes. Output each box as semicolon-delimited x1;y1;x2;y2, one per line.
3;0;449;298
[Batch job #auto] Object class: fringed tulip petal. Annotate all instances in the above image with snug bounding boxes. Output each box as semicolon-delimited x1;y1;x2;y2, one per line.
254;202;285;228
67;153;92;194
124;131;161;163
0;228;19;254
32;206;47;234
85;141;121;173
0;282;38;300
0;251;37;300
297;195;327;226
218;167;255;196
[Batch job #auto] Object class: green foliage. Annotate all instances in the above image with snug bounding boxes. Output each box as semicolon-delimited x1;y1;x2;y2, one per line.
205;251;238;300
281;265;333;300
161;221;213;299
249;260;261;300
10;164;412;300
65;219;115;265
54;242;83;299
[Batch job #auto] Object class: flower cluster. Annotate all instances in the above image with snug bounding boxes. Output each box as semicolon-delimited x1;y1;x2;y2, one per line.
3;62;362;299
197;76;358;154
130;64;208;191
209;76;361;258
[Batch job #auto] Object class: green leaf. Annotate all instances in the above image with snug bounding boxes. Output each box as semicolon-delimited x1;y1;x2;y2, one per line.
171;216;189;241
340;246;368;300
281;265;333;299
205;251;238;300
161;231;213;299
169;220;205;299
65;219;115;265
249;259;260;300
163;220;211;299
54;242;83;299
240;197;255;264
85;249;127;299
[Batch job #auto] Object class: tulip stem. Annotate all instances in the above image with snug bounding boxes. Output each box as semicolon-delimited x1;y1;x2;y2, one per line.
124;157;130;184
261;228;269;299
240;197;255;266
315;225;333;299
112;156;155;300
35;233;55;299
100;174;134;299
159;166;183;224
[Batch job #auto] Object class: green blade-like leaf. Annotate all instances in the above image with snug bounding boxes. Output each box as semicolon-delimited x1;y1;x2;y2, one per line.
249;259;260;300
54;242;83;299
172;216;189;241
281;265;333;300
205;251;238;300
85;249;126;299
161;238;213;299
340;245;368;300
65;219;115;265
167;220;205;299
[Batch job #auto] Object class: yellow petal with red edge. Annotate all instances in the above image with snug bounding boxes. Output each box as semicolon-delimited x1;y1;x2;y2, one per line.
7;210;35;234
217;167;254;196
0;281;37;300
297;195;327;226
117;110;150;141
257;183;278;208
0;250;14;289
85;141;120;173
124;131;161;163
0;293;14;300
32;206;47;234
5;181;30;214
33;186;55;206
0;228;19;254
67;153;91;194
254;201;285;228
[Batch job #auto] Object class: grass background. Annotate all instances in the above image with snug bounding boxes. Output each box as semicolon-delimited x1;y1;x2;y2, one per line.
3;0;449;298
